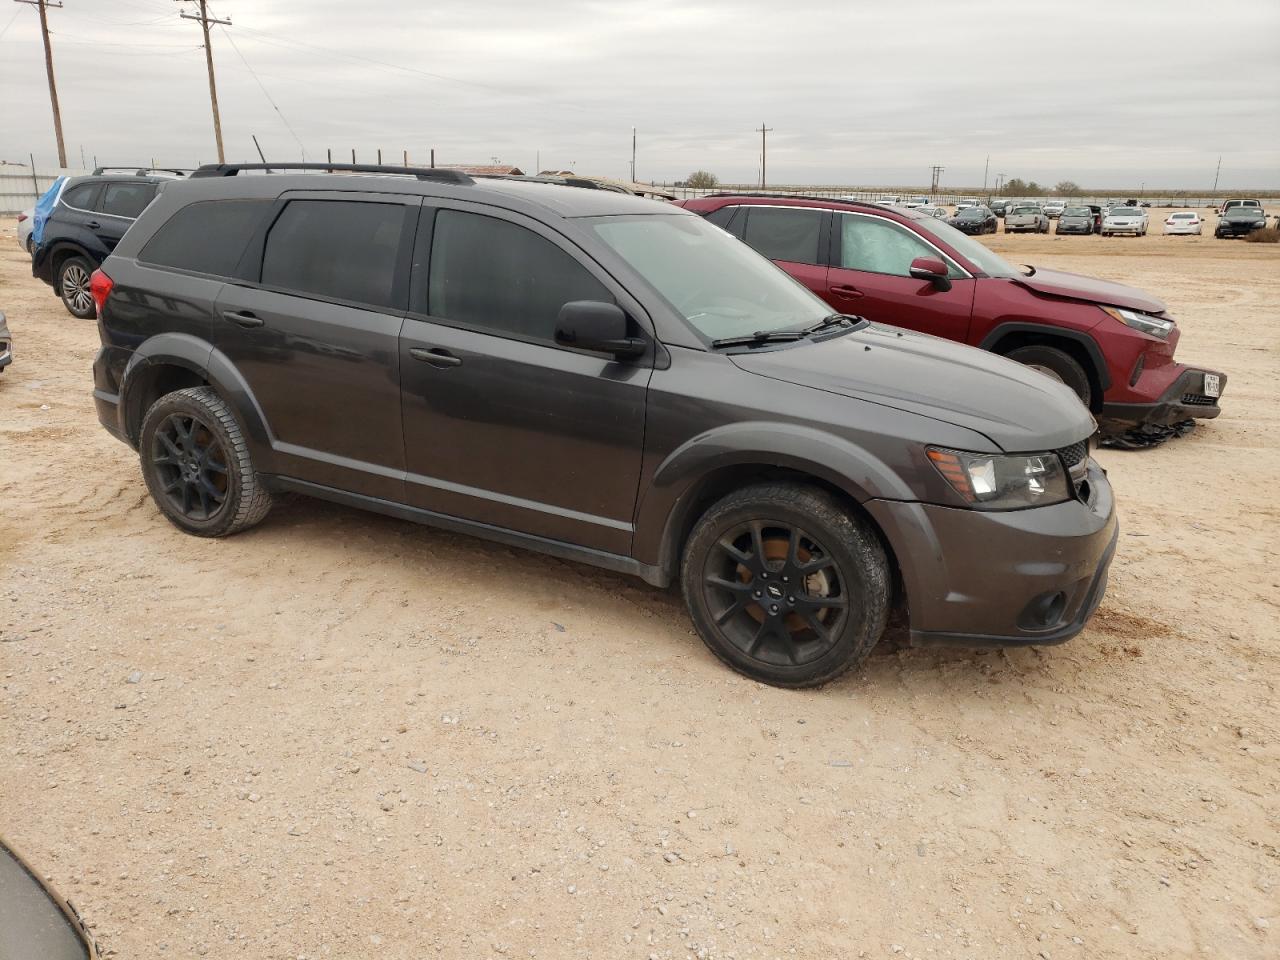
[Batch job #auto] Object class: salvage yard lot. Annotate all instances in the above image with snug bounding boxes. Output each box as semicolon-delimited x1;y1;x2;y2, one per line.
1;227;1277;959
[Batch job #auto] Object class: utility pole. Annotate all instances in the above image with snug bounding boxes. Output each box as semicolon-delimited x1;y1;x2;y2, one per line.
630;126;636;183
1211;156;1222;194
982;155;989;195
757;124;772;188
15;0;68;168
929;164;945;197
176;1;231;163
996;173;1006;194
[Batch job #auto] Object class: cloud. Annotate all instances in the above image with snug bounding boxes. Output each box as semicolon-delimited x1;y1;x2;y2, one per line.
2;0;1277;188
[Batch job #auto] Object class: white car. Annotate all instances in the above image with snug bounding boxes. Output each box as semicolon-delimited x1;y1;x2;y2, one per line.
16;208;33;253
954;197;981;211
1163;211;1203;235
876;195;904;206
916;205;949;219
1101;207;1149;236
903;196;931;208
1042;200;1067;218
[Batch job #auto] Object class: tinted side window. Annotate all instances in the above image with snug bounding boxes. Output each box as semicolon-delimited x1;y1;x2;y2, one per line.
261;200;407;309
61;183;97;210
838;214;960;278
139;199;271;277
424;210;611;341
102;182;157;219
705;206;736;229
742;207;822;264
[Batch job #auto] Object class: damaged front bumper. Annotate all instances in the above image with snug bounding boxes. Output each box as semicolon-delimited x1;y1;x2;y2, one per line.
1100;366;1226;432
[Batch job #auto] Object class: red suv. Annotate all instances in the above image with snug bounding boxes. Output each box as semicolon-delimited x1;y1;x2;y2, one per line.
678;195;1226;434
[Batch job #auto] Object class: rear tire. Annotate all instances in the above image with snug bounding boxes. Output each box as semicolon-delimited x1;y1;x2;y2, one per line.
681;483;890;688
57;255;96;319
1005;345;1092;406
139;387;273;538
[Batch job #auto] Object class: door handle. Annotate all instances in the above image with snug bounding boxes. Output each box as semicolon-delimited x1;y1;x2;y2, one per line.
829;284;864;299
86;221;101;229
222;310;264;329
409;346;462;368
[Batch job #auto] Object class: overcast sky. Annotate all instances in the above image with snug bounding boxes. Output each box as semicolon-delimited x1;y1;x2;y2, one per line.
1;0;1277;188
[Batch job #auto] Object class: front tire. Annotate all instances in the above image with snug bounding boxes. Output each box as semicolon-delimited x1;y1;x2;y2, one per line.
57;255;96;318
1005;345;1092;406
681;483;890;688
139;387;273;538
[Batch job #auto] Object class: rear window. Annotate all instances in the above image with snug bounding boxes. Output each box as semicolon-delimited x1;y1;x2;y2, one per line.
101;182;156;219
140;199;271;277
1171;212;1197;219
261;200;408;309
741;207;823;265
61;183;97;210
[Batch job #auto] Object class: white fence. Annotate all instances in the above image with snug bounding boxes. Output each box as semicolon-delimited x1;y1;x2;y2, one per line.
0;168;90;215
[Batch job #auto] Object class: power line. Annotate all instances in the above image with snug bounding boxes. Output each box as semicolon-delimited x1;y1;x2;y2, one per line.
175;0;229;163
213;12;305;160
13;0;67;167
0;7;23;39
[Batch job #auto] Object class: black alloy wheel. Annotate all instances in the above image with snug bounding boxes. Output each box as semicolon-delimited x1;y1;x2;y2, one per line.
682;483;889;687
138;386;273;537
702;520;849;668
150;411;229;522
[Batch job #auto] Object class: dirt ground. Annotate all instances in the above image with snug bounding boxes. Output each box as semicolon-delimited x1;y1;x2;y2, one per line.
1;220;1277;960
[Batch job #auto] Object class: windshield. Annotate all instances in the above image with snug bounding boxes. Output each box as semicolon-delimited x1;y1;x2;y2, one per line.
913;216;1021;279
1231;209;1264;218
957;208;987;219
590;214;830;341
1108;208;1139;217
1063;206;1091;216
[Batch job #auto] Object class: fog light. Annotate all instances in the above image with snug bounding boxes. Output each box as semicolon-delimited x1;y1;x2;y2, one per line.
1019;591;1067;631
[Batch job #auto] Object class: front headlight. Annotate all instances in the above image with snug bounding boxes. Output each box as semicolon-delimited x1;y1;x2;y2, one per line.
1101;305;1175;339
927;447;1072;510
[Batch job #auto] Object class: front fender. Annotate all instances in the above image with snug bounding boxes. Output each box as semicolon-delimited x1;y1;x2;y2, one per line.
633;421;917;574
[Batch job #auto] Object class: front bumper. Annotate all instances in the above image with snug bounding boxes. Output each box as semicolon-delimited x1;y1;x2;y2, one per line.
0;312;11;371
1055;222;1093;234
1100;366;1226;429
865;460;1118;648
1104;224;1144;234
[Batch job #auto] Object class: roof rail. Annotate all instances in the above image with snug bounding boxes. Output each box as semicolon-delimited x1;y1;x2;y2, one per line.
91;166;190;177
189;162;474;184
703;191;896;211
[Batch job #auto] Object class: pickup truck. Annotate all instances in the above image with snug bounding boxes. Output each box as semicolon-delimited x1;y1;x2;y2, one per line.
1004;204;1050;233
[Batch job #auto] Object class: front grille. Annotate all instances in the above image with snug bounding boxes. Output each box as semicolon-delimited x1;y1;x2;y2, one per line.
1182;393;1218;406
1057;440;1088;469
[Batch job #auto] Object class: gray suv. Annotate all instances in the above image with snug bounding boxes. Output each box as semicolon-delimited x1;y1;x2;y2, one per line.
90;163;1117;687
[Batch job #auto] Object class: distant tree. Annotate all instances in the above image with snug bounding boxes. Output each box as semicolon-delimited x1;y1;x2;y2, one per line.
1025;181;1044;196
1055;180;1081;195
1004;177;1028;195
686;170;719;190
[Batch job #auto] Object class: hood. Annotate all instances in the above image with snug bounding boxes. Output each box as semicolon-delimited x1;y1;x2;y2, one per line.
1012;266;1167;313
729;324;1095;452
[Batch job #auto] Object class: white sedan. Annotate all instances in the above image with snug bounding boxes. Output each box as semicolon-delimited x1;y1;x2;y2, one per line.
16;208;34;253
1101;207;1149;236
1163;211;1203;235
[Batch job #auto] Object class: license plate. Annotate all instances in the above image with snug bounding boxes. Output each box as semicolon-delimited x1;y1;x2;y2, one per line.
1203;374;1221;398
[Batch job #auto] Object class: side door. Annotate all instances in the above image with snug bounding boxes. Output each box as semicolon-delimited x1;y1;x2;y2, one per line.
50;180;101;251
399;204;652;556
826;211;975;340
93;181;158;255
214;192;418;502
737;205;830;300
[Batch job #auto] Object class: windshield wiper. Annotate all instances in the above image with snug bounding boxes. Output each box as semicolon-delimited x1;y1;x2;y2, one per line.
710;329;807;349
803;313;855;336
